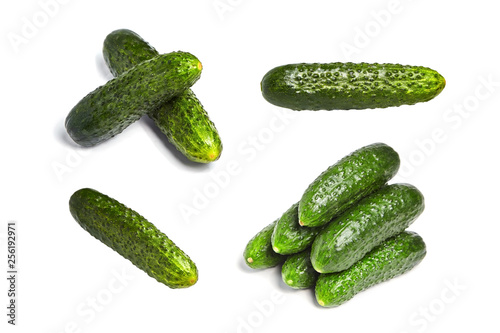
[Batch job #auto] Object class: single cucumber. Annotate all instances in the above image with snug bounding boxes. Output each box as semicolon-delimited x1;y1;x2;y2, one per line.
261;62;446;110
244;220;286;269
69;188;198;289
298;142;400;228
148;89;222;163
315;231;426;307
103;29;222;163
271;202;323;255
65;51;202;147
102;29;159;77
311;183;425;273
281;249;319;289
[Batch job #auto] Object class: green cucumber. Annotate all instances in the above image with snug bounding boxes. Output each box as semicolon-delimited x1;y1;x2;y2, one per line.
103;29;222;163
102;29;159;77
298;142;400;228
315;231;426;307
244;220;286;269
261;62;446;110
65;51;202;147
281;249;318;289
69;188;198;289
311;183;425;273
271;203;323;255
148;89;222;163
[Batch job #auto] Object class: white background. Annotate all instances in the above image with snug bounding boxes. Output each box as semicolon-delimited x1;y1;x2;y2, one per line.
1;0;499;332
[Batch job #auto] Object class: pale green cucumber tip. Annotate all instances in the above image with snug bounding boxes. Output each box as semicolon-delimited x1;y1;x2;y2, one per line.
246;257;253;264
311;261;323;274
317;299;325;307
286;279;294;285
207;149;222;162
272;246;280;253
188;276;198;286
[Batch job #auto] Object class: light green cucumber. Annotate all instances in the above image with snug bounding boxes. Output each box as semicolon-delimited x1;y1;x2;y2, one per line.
244;220;286;269
271;202;323;255
281;249;319;289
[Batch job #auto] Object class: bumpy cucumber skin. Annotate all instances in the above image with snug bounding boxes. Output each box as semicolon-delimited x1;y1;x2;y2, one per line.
298;143;400;228
69;188;198;289
311;183;425;273
244;221;286;269
149;89;223;163
271;203;323;255
261;62;446;111
103;29;222;163
281;249;319;289
102;29;159;77
65;51;202;147
315;231;426;307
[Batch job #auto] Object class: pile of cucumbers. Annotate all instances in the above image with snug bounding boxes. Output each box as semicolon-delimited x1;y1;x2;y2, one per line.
65;29;222;164
244;142;427;307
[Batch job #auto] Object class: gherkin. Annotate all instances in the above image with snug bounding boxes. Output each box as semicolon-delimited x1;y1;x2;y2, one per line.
69;188;198;289
315;231;426;307
65;51;202;147
261;62;446;110
103;29;222;163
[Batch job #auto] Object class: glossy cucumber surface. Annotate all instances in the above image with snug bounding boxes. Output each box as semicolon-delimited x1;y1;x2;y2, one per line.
315;231;426;307
311;183;425;273
299;142;400;228
261;62;446;110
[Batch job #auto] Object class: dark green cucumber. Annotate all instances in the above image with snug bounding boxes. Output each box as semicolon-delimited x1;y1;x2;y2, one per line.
315;231;426;307
271;203;323;255
102;29;159;77
261;62;446;111
298;142;400;228
244;220;286;269
103;29;222;163
65;51;202;147
281;249;319;289
311;183;425;273
69;188;198;289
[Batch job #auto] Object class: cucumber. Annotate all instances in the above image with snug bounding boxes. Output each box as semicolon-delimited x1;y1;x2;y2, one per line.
298;142;400;228
281;249;318;289
148;89;222;163
102;29;159;77
69;188;198;289
244;220;286;269
261;62;446;110
103;29;222;163
315;231;426;307
65;51;202;147
311;183;425;273
271;203;323;255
